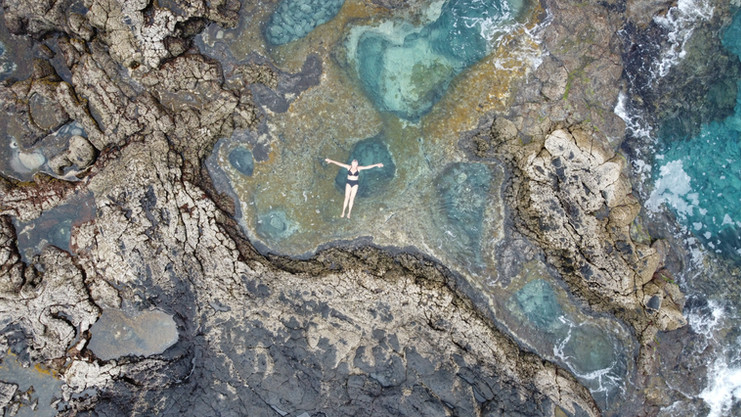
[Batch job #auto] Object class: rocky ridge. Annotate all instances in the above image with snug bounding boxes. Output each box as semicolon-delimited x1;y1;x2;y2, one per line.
0;0;703;415
466;0;690;411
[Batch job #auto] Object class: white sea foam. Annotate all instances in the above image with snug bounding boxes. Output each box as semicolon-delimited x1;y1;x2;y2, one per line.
685;298;741;417
552;318;623;402
688;298;724;339
613;91;656;193
614;91;653;140
651;0;714;80
646;159;700;217
700;361;741;417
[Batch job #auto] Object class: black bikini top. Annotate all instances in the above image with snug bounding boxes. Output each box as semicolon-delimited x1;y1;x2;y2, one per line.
348;169;359;177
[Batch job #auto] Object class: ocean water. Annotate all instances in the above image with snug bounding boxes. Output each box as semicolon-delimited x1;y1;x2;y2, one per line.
621;2;741;416
647;10;741;259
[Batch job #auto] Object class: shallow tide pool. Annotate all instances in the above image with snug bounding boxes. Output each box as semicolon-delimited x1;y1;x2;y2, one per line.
202;0;638;409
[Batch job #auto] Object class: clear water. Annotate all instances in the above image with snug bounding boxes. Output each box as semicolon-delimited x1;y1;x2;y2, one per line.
348;0;523;120
502;263;631;409
87;308;179;361
228;145;255;176
12;191;96;263
0;352;63;417
331;135;397;197
265;0;345;45
201;0;637;410
0;121;90;182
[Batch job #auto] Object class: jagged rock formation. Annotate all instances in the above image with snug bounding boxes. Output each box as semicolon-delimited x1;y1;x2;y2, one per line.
0;0;706;415
1;133;601;415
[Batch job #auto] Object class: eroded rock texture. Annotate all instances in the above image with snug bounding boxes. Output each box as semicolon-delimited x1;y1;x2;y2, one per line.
0;0;699;415
0;135;599;416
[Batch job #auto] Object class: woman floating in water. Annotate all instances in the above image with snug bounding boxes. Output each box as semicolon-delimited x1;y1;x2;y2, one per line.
324;158;384;218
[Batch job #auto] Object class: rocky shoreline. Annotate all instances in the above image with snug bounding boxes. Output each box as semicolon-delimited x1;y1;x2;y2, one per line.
0;0;726;415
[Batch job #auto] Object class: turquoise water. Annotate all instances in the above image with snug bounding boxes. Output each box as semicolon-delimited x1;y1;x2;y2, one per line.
265;0;345;45
648;10;741;260
203;0;639;411
350;0;522;120
228;146;254;176
506;277;628;408
635;6;741;416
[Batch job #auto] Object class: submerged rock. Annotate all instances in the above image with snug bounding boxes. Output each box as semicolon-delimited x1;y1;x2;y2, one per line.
515;279;562;331
350;0;524;120
265;0;345;45
433;162;492;267
257;209;297;241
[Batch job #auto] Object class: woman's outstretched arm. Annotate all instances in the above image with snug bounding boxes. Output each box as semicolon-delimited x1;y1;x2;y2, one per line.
358;163;384;171
325;158;351;169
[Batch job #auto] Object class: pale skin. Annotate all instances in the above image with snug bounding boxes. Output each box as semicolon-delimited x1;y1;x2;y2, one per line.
324;158;384;218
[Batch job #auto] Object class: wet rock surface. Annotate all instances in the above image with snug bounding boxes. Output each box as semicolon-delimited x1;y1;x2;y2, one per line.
0;0;711;415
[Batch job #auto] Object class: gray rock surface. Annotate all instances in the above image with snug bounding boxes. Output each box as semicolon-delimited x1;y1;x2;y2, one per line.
0;0;703;415
1;134;599;416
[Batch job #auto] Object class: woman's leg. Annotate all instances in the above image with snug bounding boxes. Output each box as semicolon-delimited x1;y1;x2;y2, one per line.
347;185;359;218
341;184;352;217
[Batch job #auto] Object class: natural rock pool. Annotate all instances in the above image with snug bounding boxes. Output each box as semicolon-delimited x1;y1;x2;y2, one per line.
0;353;63;417
203;0;634;408
87;308;179;361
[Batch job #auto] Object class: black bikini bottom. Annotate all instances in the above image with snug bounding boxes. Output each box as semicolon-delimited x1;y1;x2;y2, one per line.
346;179;359;187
